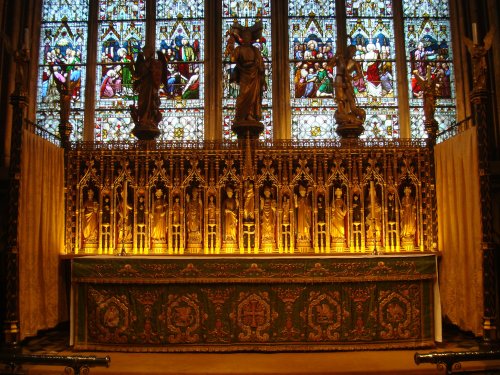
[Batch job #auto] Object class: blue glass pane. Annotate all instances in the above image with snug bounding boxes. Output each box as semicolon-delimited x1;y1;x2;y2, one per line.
98;0;146;20
403;0;449;18
42;0;89;21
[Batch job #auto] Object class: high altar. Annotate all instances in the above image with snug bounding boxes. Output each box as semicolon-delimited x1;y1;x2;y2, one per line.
68;137;439;351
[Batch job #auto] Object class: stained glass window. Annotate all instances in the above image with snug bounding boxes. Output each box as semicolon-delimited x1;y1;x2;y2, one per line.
94;0;145;141
222;0;272;141
289;0;337;140
156;0;205;141
36;0;456;142
37;0;89;141
403;0;456;137
346;0;399;139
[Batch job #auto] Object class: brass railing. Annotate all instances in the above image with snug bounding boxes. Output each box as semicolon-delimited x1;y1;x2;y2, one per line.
415;350;500;374
0;352;110;375
436;116;474;144
25;119;62;146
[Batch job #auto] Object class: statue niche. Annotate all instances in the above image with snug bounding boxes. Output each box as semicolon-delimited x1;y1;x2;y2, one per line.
82;188;99;253
116;184;133;253
206;194;218;253
222;185;239;253
400;186;417;250
151;188;168;252
186;187;203;252
330;188;347;250
260;186;276;253
294;184;312;253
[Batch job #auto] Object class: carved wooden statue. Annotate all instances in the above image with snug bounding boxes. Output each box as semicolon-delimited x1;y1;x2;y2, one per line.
130;45;162;140
464;28;495;91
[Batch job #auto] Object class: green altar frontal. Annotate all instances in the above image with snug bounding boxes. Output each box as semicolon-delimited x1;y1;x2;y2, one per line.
71;255;437;352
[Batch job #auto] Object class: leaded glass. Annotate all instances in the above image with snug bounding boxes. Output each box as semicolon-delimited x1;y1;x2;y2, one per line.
98;0;145;20
42;0;89;21
222;0;272;141
96;0;146;141
345;0;393;17
291;109;337;140
404;0;455;138
343;0;398;141
403;0;449;18
410;107;456;138
156;0;205;140
157;0;204;18
289;0;335;17
96;20;144;103
158;109;205;141
289;0;336;139
37;0;89;141
405;19;454;103
223;109;272;141
94;110;135;141
36;110;84;141
347;15;397;107
359;108;399;139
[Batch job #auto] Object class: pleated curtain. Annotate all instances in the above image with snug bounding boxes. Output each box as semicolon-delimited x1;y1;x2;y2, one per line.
435;126;483;336
18;130;65;339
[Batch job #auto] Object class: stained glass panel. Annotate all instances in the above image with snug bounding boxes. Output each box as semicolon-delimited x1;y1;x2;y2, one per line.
98;0;145;20
42;0;89;21
402;0;449;18
157;110;205;141
36;110;84;141
359;108;399;139
343;0;398;140
410;107;455;138
345;0;393;17
347;19;396;105
155;0;205;141
94;109;134;141
157;1;204;18
291;109;337;140
289;0;336;139
222;0;272;141
404;0;455;138
37;0;89;141
96;0;146;141
223;109;272;141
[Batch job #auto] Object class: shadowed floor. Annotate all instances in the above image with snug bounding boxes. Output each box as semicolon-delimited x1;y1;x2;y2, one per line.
14;323;500;374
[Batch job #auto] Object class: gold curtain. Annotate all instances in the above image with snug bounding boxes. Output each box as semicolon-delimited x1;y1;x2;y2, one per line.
18;130;65;339
435;127;483;336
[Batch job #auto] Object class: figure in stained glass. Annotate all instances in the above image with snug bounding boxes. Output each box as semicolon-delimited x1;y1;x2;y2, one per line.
316;62;334;97
181;67;200;99
363;42;382;99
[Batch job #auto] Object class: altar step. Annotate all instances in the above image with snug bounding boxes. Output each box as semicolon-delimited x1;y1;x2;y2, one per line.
19;324;500;374
20;349;500;374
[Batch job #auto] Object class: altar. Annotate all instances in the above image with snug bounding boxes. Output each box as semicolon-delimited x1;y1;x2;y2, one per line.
71;254;437;352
